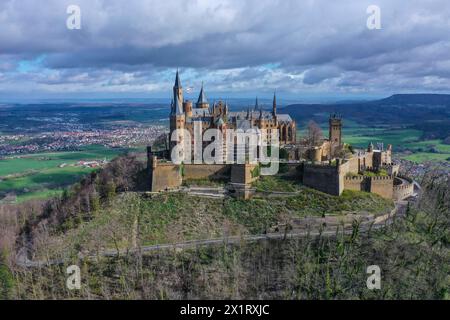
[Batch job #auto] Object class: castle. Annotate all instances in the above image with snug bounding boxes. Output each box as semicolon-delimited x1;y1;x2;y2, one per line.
147;71;414;201
169;69;296;162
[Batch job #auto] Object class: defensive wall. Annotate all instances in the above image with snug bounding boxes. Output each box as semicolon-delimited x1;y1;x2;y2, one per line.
302;162;344;196
147;147;258;193
393;176;415;201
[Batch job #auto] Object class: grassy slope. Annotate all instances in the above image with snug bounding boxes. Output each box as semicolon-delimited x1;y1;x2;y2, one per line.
35;189;394;260
16;184;448;300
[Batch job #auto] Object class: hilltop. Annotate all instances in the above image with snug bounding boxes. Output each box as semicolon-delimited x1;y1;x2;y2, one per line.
6;164;449;300
17;156;394;262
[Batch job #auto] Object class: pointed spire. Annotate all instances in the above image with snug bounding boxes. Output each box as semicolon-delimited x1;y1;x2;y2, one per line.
175;95;183;115
197;82;208;104
174;68;182;88
254;97;259;111
273;91;277;116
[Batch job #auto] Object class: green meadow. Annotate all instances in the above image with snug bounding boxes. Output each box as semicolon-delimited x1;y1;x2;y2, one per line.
0;145;135;203
298;121;449;163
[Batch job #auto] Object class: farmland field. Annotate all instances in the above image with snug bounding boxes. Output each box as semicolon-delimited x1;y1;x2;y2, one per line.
298;123;450;163
0;145;141;203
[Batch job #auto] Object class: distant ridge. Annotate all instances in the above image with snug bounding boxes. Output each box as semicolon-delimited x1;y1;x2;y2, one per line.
375;94;450;105
283;93;450;140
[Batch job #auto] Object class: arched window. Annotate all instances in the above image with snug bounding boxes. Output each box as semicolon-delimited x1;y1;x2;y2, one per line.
281;126;287;141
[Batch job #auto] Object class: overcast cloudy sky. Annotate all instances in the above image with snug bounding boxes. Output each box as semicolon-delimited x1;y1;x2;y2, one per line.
1;0;450;102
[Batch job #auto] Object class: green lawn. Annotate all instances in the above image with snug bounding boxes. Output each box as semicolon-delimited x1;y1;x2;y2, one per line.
298;124;450;163
0;145;127;177
0;166;95;201
343;128;423;147
252;176;300;192
403;153;450;163
0;145;133;202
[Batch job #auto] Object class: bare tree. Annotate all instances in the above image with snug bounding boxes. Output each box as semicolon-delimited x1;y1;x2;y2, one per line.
306;120;323;147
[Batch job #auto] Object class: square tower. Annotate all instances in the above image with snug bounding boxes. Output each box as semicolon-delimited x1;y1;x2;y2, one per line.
329;114;343;146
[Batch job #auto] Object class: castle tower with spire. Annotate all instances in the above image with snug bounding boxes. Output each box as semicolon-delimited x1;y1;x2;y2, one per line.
173;69;183;107
166;70;296;163
170;70;186;159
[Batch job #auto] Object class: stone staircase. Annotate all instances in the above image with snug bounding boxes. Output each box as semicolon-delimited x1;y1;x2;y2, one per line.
187;186;227;199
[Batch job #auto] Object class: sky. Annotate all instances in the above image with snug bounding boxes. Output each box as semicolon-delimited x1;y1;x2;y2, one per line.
1;0;450;102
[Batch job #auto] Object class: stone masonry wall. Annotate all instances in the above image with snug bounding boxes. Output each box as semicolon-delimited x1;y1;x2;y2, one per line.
231;164;258;185
369;176;394;199
393;177;414;200
303;163;343;196
344;175;394;199
344;176;367;191
150;162;182;192
183;164;231;181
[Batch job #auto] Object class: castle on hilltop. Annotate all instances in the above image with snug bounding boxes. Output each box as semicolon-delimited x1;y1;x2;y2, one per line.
169;69;296;161
146;70;415;201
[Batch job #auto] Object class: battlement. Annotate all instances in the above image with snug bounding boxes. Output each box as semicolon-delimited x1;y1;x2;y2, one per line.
394;184;412;191
345;175;365;181
370;175;394;181
393;179;414;200
344;175;393;181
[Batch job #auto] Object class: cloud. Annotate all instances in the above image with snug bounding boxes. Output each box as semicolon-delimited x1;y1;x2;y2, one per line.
0;0;450;98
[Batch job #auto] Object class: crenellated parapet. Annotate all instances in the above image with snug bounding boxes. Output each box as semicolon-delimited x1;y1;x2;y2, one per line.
393;176;415;200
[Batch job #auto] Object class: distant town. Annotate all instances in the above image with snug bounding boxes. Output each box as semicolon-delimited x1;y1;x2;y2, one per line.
0;125;166;157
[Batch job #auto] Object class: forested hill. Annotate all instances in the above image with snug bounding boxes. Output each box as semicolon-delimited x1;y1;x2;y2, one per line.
283;94;450;140
376;94;450;105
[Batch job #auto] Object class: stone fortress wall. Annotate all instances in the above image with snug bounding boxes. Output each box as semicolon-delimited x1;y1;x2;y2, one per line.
302;163;343;196
393;176;415;201
183;164;230;181
148;157;182;192
147;147;256;193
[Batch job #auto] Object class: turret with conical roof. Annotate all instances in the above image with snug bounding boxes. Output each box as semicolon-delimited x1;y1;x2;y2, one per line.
173;69;183;112
196;82;210;109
